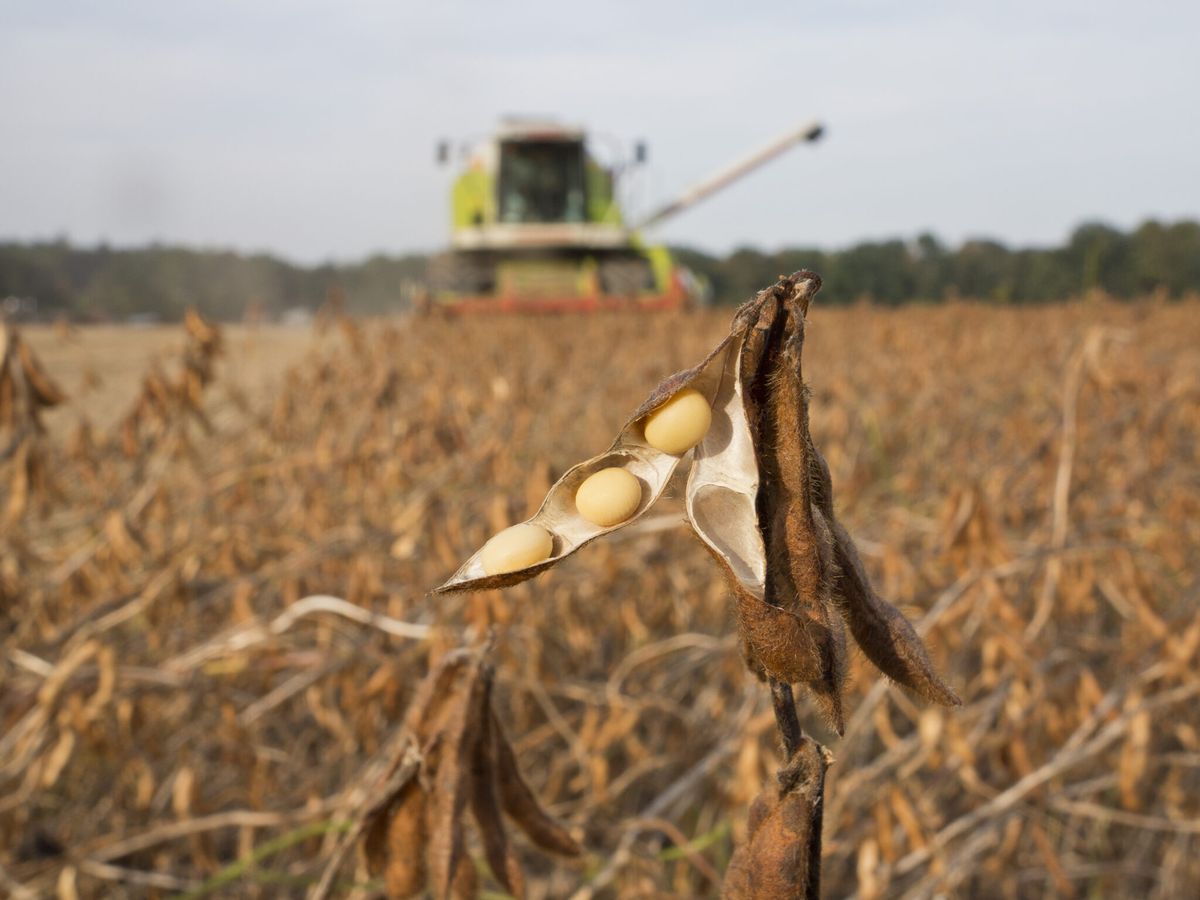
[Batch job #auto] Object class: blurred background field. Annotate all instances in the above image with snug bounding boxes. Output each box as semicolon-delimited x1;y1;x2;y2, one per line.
20;325;312;433
3;297;1198;897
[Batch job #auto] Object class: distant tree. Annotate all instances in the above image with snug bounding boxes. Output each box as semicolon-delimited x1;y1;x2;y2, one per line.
912;233;949;301
1065;222;1132;296
1130;220;1200;296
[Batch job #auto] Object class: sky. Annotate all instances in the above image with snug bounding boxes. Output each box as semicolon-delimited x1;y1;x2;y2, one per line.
2;1;1198;263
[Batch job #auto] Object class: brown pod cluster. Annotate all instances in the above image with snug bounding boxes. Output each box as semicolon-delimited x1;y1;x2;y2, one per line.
721;273;961;733
1;321;69;523
1;320;68;435
731;285;848;731
116;308;222;458
358;645;581;900
434;272;960;731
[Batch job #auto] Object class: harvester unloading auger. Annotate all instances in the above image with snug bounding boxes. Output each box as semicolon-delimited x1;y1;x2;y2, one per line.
423;118;823;313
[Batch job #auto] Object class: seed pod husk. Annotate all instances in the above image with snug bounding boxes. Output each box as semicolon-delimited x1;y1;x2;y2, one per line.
492;710;581;857
433;329;743;594
17;339;67;408
722;738;829;900
449;855;478;899
469;676;526;898
830;517;962;706
691;305;837;693
686;298;767;599
362;778;426;899
426;656;489;899
666;267;853;827
351;644;580;900
768;298;845;730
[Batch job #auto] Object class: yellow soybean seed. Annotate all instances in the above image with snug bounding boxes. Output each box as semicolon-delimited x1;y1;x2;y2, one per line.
641;387;712;455
481;523;554;575
575;467;642;527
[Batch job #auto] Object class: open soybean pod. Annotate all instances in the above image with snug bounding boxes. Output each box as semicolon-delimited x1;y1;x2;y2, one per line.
685;307;768;601
432;331;742;594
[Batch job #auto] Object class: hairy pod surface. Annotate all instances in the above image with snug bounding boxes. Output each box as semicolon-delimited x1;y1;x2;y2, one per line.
722;738;829;900
831;518;962;707
721;275;848;732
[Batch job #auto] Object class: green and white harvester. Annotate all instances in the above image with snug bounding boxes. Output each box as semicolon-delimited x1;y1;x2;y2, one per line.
426;117;823;313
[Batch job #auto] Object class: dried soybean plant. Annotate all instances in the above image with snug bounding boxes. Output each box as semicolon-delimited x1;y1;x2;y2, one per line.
429;272;960;898
0;317;68;523
314;641;580;899
118;308;222;458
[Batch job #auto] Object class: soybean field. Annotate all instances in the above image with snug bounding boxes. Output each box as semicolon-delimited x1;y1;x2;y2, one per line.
2;297;1199;898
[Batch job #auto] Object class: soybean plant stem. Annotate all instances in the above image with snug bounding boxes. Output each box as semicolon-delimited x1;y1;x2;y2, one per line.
769;679;804;759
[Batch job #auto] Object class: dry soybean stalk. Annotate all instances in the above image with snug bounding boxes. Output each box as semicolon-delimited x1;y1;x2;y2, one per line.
432;272;960;898
0;319;68;522
118;308;222;459
318;642;580;900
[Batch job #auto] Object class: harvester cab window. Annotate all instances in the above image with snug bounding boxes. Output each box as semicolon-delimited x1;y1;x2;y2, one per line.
498;140;587;224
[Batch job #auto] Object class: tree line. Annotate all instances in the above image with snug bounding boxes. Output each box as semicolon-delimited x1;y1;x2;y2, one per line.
1;219;1196;321
676;219;1200;306
0;243;428;321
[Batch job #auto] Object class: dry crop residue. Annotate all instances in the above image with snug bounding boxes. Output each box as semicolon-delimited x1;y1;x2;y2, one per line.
1;300;1198;897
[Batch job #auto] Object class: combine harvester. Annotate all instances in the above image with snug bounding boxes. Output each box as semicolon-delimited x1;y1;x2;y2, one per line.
424;117;824;313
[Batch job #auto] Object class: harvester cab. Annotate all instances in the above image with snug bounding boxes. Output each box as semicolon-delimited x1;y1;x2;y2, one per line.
426;117;823;313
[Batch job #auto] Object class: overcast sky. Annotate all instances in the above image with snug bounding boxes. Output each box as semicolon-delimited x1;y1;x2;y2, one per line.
2;1;1198;263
